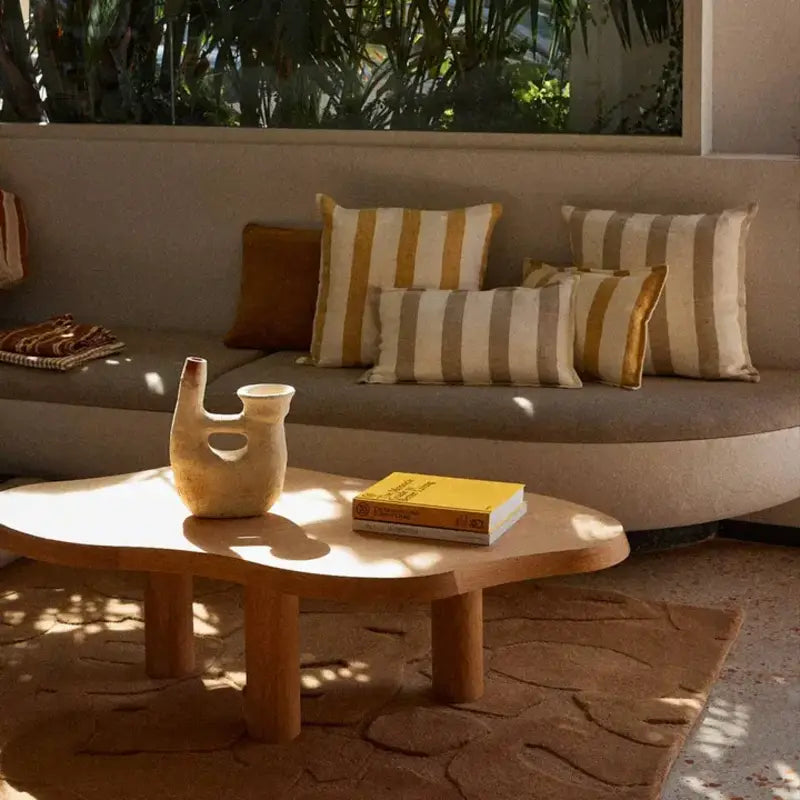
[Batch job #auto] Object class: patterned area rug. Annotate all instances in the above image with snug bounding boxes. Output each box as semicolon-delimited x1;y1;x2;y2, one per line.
0;560;741;800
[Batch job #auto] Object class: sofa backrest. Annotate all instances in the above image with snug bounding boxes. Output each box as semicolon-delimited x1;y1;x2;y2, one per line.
1;136;797;369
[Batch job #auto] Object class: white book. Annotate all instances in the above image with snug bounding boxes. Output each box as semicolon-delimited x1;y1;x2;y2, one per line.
353;502;527;546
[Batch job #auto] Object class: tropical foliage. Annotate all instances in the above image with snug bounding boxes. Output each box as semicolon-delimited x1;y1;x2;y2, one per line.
0;0;682;132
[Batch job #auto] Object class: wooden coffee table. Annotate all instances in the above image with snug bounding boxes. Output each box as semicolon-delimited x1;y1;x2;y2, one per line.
0;466;628;742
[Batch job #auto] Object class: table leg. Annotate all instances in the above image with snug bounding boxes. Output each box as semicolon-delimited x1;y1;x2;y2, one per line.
431;589;484;703
243;579;301;742
144;572;195;678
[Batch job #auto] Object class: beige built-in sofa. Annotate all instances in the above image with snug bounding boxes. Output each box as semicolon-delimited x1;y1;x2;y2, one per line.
0;142;798;539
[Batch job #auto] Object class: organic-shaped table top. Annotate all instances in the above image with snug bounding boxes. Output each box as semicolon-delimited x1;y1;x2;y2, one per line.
0;467;629;600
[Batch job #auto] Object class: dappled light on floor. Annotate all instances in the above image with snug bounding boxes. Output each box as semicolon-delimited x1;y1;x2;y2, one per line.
681;757;800;800
300;659;372;692
678;694;755;799
773;761;800;800
691;697;750;761
191;601;222;636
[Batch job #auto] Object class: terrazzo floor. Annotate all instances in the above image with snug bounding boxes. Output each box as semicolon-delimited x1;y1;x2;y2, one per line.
557;538;800;800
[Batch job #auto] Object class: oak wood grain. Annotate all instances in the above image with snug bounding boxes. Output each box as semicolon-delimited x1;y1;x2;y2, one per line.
243;579;300;742
0;466;629;601
431;590;483;703
144;572;195;678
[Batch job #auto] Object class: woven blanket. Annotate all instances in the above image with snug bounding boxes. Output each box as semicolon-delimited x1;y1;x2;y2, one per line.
0;314;124;371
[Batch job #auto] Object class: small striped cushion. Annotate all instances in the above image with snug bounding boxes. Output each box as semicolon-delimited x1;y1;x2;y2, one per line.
361;283;582;388
561;204;759;381
523;262;668;390
0;190;29;289
309;194;502;367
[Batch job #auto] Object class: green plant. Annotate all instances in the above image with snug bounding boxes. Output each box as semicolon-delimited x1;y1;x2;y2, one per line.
0;0;682;132
591;0;682;135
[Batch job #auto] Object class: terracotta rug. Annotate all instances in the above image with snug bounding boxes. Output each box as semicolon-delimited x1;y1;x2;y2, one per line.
0;559;742;800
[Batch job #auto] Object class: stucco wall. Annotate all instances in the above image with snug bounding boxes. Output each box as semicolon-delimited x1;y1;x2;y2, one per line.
713;0;800;155
0;138;797;371
0;1;797;364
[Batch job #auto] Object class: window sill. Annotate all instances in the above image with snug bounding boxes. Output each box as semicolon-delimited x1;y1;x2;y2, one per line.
0;122;693;154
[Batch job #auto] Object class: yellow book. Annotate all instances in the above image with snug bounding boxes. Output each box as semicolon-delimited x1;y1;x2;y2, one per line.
352;472;525;533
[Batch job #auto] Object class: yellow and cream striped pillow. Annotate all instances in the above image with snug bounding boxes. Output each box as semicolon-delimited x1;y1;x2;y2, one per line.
309;194;502;367
561;204;759;381
0;189;29;289
523;262;667;390
361;283;582;388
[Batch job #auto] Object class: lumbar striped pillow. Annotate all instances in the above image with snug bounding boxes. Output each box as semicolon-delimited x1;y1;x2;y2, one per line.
523;262;668;390
309;194;502;367
0;189;29;290
561;204;759;381
361;283;582;388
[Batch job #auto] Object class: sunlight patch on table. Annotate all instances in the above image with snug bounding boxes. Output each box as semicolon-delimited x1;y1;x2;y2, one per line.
273;488;346;526
571;513;623;541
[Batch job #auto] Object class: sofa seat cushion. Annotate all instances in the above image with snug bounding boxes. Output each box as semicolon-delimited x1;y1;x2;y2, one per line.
206;352;800;444
0;326;264;412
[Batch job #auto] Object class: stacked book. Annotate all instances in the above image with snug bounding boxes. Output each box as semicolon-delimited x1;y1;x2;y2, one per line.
352;472;527;546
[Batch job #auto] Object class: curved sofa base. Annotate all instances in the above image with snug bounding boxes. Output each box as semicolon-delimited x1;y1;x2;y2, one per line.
288;424;800;532
0;399;797;532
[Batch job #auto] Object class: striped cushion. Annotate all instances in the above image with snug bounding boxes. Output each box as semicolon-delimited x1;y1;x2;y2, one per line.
523;262;668;389
309;194;502;367
561;204;759;381
0;190;29;289
361;283;582;388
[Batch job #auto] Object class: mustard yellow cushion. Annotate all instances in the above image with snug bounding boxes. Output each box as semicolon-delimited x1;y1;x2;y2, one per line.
309;194;502;367
524;262;667;390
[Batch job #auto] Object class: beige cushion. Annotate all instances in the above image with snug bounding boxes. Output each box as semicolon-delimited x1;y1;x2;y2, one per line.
207;353;800;444
0;190;28;289
523;262;667;390
309;194;502;367
361;284;582;388
561;204;759;381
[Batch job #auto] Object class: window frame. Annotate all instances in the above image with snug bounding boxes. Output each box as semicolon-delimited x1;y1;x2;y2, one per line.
0;0;712;154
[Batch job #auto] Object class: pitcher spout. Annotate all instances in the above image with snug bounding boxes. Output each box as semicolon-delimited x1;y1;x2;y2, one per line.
174;356;207;424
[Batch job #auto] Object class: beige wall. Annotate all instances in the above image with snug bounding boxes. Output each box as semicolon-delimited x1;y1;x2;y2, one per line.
713;0;800;155
0;0;797;367
0;137;797;371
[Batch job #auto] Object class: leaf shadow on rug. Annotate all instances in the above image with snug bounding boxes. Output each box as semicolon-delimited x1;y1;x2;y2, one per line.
0;560;742;800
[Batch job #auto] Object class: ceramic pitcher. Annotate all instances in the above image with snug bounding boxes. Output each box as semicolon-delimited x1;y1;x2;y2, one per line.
169;356;295;518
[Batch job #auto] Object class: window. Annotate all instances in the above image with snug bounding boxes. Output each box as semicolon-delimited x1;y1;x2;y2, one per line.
0;0;706;149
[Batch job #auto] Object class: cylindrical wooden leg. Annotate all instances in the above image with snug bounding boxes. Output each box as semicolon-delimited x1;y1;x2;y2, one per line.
243;580;300;742
144;572;195;678
431;589;484;703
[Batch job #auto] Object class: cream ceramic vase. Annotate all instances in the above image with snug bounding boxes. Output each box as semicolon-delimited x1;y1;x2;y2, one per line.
169;356;295;518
